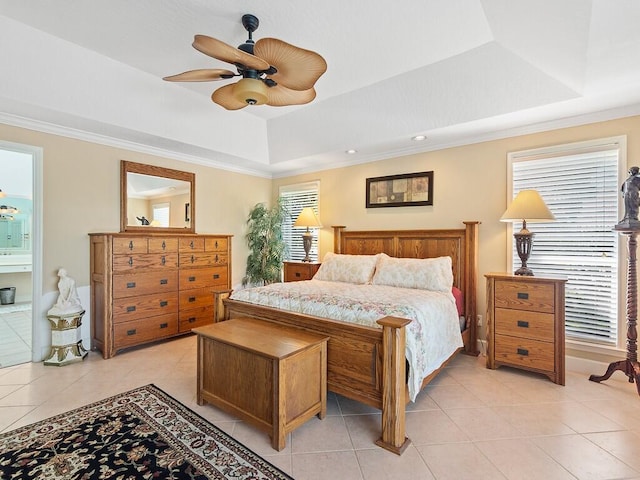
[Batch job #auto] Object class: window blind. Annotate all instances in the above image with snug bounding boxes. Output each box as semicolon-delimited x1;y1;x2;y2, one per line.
511;147;619;344
152;203;170;227
280;182;320;262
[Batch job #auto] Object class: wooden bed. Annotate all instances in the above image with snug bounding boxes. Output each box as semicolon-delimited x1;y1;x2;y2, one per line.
222;221;479;454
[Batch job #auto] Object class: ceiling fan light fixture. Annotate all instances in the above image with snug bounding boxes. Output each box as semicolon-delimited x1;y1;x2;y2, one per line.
233;78;268;105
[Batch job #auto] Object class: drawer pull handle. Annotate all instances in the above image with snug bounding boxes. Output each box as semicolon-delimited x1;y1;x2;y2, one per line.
517;348;529;356
126;306;136;312
160;279;168;285
190;240;194;249
160;322;168;329
127;329;136;336
215;254;219;262
189;276;196;282
126;282;136;288
189;296;196;302
213;274;220;279
517;292;529;300
161;256;166;265
517;320;529;328
191;255;195;263
128;257;133;266
128;241;134;250
295;272;301;277
161;240;166;250
188;317;196;323
215;240;219;248
160;301;168;307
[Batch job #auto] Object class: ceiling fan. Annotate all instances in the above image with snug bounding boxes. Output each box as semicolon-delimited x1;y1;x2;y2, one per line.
163;14;327;110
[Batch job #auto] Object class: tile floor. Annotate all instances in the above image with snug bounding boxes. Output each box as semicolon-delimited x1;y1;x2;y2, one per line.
0;335;639;480
0;303;31;368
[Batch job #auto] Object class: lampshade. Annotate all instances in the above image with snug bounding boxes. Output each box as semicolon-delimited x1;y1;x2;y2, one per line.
294;207;322;228
233;78;268;106
500;189;555;229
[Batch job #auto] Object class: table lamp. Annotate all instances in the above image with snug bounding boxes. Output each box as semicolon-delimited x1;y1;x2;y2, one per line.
293;207;322;262
500;189;555;276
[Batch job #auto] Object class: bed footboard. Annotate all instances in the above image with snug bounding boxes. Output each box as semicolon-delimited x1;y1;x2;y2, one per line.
222;298;411;454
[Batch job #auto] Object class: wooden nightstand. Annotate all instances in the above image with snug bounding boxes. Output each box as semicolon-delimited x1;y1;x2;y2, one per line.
485;273;567;385
283;261;321;282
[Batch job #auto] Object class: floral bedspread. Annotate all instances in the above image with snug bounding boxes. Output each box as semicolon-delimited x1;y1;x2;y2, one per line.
230;280;463;401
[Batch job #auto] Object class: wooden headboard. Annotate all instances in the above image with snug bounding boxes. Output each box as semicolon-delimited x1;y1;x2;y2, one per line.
333;221;480;355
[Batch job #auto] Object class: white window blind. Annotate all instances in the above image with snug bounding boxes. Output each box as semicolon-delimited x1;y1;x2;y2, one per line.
510;143;620;345
152;203;170;227
280;182;320;262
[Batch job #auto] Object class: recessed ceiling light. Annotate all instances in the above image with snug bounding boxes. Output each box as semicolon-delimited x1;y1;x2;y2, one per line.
412;135;427;141
346;149;357;154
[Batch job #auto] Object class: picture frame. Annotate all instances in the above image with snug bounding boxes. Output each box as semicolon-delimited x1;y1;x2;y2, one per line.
366;171;433;208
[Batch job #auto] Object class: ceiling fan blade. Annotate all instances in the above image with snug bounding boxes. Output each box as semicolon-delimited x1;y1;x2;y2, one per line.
255;38;327;91
265;84;317;107
211;84;248;110
163;69;235;82
193;35;270;71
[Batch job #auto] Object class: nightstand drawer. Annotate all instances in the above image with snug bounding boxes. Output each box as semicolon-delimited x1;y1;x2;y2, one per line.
494;334;555;372
494;280;555;313
495;308;555;342
284;262;321;282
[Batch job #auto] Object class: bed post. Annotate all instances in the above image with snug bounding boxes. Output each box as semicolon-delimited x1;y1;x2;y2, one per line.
463;221;480;356
333;225;346;253
375;316;411;455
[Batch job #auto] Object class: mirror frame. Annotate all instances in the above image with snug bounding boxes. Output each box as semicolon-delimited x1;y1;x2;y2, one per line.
120;160;196;233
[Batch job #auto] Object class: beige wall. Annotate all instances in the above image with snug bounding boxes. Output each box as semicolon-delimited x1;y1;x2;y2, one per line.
273;115;640;344
0;123;272;294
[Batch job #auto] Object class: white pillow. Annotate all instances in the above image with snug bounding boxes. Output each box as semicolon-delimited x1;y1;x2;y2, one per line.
312;252;379;284
371;254;453;292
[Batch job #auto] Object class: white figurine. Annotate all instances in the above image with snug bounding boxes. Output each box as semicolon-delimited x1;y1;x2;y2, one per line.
48;268;83;316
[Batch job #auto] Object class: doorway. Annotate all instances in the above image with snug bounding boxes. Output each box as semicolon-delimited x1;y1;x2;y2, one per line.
0;141;42;368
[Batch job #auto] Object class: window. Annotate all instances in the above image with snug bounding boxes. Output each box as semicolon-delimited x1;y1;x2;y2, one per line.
280;181;320;262
152;202;170;227
508;137;625;346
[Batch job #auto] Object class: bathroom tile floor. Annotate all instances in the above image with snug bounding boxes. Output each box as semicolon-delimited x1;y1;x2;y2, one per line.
0;303;31;368
1;334;639;479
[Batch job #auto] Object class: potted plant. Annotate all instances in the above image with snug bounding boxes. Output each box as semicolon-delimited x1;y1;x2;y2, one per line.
242;198;288;286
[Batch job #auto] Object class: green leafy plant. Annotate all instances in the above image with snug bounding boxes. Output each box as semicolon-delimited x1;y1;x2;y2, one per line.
242;198;288;286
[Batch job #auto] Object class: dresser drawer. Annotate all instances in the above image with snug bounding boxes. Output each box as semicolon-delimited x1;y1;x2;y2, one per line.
179;305;214;332
179;266;228;289
179;288;213;310
179;237;205;252
148;237;179;253
205;237;229;252
494;334;555;372
113;271;178;299
113;253;179;272
494;308;555;342
114;314;178;348
179;252;228;268
113;237;147;254
494;280;555;313
113;292;179;322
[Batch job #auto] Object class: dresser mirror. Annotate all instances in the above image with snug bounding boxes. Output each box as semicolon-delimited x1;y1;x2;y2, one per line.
120;160;195;233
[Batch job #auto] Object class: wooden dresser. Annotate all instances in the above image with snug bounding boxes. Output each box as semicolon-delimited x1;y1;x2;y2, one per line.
89;233;232;358
485;273;566;385
283;261;321;282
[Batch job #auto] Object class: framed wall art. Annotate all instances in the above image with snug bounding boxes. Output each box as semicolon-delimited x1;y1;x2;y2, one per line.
366;171;433;208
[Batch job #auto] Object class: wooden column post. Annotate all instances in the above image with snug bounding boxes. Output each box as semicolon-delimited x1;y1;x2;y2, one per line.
375;316;411;455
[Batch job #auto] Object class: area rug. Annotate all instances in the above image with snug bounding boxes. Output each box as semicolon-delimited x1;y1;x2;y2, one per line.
0;384;293;479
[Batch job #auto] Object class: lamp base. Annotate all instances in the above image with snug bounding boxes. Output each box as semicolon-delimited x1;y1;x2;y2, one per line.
301;232;312;262
514;231;534;276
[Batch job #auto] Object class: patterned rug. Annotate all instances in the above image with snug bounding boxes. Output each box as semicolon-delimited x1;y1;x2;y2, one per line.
0;384;293;479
